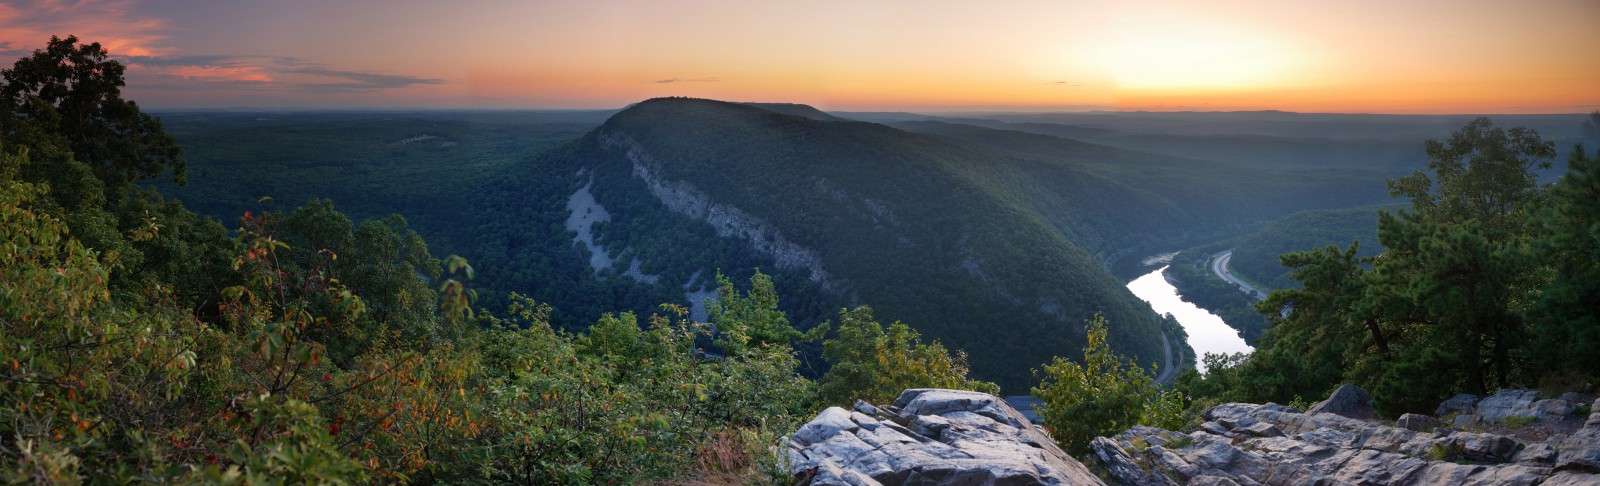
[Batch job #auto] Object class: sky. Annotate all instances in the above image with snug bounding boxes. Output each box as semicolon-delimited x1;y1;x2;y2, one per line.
2;0;1597;113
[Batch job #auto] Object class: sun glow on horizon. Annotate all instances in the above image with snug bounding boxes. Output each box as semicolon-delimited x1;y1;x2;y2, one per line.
3;0;1596;113
1079;16;1308;92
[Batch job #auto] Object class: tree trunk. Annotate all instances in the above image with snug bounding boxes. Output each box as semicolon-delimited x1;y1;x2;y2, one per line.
1363;318;1389;355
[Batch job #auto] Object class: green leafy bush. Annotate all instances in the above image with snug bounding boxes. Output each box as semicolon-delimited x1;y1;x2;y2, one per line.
818;306;998;405
1033;315;1193;454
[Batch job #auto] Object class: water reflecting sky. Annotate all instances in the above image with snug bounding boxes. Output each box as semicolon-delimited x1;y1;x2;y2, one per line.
1126;265;1253;373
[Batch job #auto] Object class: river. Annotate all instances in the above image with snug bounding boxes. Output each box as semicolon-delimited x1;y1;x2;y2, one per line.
1126;265;1253;373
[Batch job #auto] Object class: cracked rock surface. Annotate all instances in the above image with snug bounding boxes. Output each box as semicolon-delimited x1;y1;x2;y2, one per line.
786;388;1104;485
1091;395;1600;485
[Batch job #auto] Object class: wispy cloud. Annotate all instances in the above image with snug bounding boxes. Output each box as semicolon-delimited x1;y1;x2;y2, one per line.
0;2;438;97
288;66;443;91
653;77;719;84
123;55;443;92
0;0;170;57
1053;81;1083;87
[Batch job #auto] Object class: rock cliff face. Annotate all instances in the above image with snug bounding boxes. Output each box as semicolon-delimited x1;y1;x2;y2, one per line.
786;389;1103;485
1092;387;1600;486
599;131;836;289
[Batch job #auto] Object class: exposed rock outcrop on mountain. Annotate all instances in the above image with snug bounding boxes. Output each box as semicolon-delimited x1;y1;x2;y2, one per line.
786;389;1104;485
1092;386;1600;485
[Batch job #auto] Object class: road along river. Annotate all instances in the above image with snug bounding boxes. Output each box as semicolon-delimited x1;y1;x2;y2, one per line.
1126;265;1253;373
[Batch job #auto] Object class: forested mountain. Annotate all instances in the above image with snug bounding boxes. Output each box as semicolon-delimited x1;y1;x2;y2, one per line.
458;97;1185;390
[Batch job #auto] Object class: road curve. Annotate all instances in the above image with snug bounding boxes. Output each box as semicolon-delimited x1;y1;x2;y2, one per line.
1211;250;1267;301
1154;331;1177;384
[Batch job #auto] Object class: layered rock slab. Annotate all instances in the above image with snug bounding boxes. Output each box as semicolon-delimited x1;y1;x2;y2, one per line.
787;389;1104;485
1092;398;1600;485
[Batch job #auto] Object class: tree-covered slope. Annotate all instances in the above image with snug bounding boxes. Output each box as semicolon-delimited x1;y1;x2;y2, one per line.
486;98;1181;390
891;120;1403;272
153;111;606;225
1227;205;1391;289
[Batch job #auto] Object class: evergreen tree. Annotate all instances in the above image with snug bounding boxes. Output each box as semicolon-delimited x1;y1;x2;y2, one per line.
1369;118;1552;402
1526;144;1600;381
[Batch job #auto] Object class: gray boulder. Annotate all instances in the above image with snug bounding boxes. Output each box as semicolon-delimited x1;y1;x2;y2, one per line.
1558;392;1593;405
1557;398;1600;472
1476;389;1540;424
1306;383;1377;420
1396;413;1440;432
787;389;1104;485
1436;393;1480;417
1534;398;1576;421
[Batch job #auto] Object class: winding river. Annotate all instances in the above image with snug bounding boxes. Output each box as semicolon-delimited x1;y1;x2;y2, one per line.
1126;265;1253;373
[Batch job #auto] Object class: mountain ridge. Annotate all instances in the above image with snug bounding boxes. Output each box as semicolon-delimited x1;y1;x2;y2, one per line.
538;97;1185;390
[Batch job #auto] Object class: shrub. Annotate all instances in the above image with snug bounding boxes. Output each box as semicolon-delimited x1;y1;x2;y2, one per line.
1033;314;1180;454
818;306;998;405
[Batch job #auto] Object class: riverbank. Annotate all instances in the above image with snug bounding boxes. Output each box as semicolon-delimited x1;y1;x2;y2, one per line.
1159;249;1271;345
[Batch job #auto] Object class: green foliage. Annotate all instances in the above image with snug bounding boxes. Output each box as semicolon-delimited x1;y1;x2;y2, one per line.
1502;415;1537;428
709;269;804;353
1426;442;1461;462
1032;315;1185;455
1141;390;1192;431
818;306;998;405
1525;141;1600;382
1;167;822;482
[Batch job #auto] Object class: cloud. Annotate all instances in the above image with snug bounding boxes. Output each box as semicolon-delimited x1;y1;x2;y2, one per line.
120;54;440;92
287;66;444;91
0;40;25;58
1053;81;1083;87
169;65;273;83
653;77;719;84
0;3;437;97
0;0;171;57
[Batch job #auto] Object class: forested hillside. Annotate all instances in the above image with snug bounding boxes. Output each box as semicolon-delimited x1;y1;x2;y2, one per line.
891;120;1405;272
1226;205;1392;289
153;111;606;226
474;97;1185;390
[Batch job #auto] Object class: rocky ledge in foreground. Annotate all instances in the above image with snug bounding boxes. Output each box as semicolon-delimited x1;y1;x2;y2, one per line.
786;388;1104;485
1093;389;1600;485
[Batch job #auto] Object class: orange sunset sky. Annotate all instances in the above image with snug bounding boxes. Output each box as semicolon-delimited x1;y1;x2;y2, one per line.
3;0;1597;113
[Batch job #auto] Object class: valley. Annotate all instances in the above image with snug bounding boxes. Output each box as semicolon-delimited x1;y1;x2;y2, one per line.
152;101;1595;392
